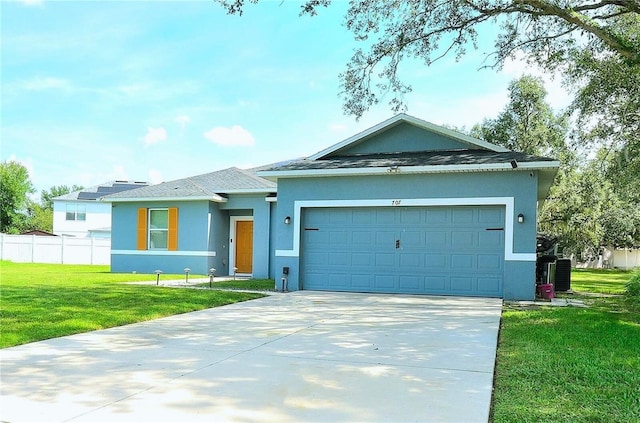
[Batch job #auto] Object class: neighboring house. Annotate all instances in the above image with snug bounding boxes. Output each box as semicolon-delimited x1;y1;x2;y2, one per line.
104;114;559;300
53;181;148;238
20;230;57;236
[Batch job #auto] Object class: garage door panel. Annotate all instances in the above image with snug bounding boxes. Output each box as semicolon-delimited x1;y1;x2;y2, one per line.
425;276;447;291
351;252;372;266
328;252;348;266
477;253;502;270
479;231;502;247
352;274;372;288
376;209;396;224
452;208;474;223
426;232;447;246
374;275;395;289
399;275;421;290
329;209;350;224
451;232;475;248
399;253;422;267
401;231;422;246
328;274;349;288
479;208;503;224
426;254;447;268
478;277;502;294
352;231;372;244
305;251;327;266
352;209;375;224
375;253;396;267
376;231;396;246
301;206;504;297
451;254;474;269
451;277;473;292
426;208;448;224
400;209;422;224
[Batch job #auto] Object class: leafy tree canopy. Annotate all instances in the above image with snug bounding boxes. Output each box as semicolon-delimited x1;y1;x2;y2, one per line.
218;0;640;116
539;150;640;253
0;161;34;234
41;185;84;211
471;75;569;157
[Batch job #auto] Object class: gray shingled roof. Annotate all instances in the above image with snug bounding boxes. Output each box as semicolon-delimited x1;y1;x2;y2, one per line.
103;167;276;201
54;181;149;201
261;149;556;172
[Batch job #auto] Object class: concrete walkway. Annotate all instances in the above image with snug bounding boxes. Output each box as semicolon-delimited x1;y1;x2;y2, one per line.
1;292;502;422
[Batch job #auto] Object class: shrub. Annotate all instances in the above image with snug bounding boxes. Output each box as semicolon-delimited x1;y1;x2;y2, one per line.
626;271;640;297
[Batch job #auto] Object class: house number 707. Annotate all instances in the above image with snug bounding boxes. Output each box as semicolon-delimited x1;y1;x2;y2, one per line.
391;200;402;206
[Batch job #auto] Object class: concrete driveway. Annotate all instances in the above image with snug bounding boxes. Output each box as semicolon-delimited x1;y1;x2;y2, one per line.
1;292;502;422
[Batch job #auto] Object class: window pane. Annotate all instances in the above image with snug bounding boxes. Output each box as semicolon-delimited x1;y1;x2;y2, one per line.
66;205;75;221
150;209;168;229
149;230;168;249
77;211;86;221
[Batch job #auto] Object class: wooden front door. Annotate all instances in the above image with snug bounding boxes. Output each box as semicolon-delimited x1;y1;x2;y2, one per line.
235;220;253;273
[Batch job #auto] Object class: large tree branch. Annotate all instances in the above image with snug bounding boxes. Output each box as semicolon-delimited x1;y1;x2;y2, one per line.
516;0;640;63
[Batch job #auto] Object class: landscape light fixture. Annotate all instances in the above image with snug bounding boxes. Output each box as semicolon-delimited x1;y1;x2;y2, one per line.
184;267;191;283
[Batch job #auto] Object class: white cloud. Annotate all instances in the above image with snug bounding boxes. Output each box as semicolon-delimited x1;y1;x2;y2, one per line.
143;127;167;146
148;169;163;185
19;0;44;6
203;125;255;147
20;77;70;91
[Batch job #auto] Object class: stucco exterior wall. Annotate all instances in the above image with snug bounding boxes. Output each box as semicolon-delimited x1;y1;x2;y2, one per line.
272;170;539;300
111;195;274;277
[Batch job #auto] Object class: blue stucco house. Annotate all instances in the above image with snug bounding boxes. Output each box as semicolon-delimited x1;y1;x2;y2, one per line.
104;114;559;300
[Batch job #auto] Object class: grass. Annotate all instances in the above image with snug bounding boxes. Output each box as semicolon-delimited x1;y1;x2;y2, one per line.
570;268;633;294
491;269;640;422
0;261;266;348
199;278;276;291
3;261;639;421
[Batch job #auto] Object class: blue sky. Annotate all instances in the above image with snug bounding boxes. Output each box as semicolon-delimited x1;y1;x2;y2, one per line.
1;0;570;195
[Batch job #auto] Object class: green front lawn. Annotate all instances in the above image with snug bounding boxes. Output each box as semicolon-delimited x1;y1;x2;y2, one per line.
570;268;632;294
0;261;265;348
491;269;640;422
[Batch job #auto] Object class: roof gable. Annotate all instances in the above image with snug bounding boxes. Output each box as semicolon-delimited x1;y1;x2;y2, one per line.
309;113;509;160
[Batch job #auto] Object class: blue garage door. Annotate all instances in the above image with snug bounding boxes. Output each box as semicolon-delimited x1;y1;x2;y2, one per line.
301;206;505;297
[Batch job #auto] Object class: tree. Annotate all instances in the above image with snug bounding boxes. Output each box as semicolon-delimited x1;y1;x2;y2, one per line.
471;75;568;157
539;151;640;255
218;0;640;117
0;161;34;234
566;14;640;202
41;185;83;211
19;200;53;233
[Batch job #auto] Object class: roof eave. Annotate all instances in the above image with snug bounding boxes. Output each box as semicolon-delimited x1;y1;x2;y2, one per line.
258;161;560;180
101;195;228;203
217;188;277;194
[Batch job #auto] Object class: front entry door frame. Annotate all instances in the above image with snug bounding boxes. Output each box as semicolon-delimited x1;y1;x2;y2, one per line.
229;216;254;275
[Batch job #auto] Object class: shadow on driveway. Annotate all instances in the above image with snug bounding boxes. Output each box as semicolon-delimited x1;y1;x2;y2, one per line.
0;292;502;422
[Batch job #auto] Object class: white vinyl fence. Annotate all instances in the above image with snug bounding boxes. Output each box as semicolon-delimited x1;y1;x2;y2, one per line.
0;234;110;265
